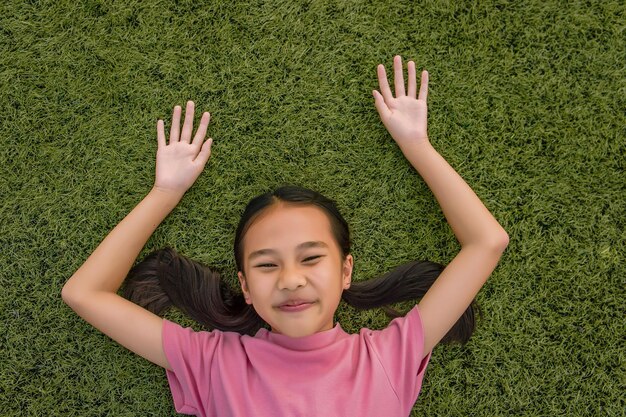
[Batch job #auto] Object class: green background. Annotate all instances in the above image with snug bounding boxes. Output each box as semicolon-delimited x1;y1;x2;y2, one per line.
1;0;624;415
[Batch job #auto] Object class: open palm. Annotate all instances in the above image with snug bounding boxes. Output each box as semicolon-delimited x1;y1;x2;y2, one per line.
373;55;429;149
154;101;213;195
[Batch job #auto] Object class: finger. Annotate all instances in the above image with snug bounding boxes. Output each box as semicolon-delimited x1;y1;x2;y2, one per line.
169;105;181;143
407;61;417;99
418;70;429;102
194;137;213;166
377;64;394;102
192;112;211;149
393;55;405;97
372;90;391;121
180;101;195;143
157;119;166;148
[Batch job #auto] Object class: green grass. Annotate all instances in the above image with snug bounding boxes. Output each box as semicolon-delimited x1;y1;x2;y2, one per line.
1;0;624;415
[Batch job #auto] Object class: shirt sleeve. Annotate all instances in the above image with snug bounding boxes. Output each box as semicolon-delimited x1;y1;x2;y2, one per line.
162;318;221;415
365;304;432;410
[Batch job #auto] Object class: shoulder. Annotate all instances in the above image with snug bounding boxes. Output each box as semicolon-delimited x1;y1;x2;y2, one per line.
357;305;432;406
161;320;235;414
163;318;212;338
360;305;428;360
361;305;424;334
162;319;245;354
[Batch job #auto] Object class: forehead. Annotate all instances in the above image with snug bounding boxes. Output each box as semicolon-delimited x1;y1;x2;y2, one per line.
243;204;334;255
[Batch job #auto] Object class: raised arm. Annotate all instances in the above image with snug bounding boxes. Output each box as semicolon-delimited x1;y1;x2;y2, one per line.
61;101;213;370
373;56;509;356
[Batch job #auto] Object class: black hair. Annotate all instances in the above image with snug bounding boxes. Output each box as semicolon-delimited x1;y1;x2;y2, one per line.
122;185;479;343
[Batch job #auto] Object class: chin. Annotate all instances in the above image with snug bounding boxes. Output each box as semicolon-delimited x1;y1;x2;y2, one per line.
279;329;312;338
272;325;316;338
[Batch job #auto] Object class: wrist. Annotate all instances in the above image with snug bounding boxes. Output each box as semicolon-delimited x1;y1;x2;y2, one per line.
400;139;438;171
399;137;432;155
149;186;185;207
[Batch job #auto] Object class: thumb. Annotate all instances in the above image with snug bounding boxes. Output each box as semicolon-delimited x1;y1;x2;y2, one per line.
372;90;391;121
194;138;213;166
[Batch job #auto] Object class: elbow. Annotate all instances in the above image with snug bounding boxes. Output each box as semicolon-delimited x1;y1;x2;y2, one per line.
61;285;73;305
478;231;509;253
465;233;510;253
61;282;80;306
494;231;510;252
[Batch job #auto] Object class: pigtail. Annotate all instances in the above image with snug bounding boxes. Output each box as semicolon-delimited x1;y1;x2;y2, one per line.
343;259;480;344
121;247;266;336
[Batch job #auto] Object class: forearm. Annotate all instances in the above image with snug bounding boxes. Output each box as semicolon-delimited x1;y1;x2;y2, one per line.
62;187;182;296
401;141;508;248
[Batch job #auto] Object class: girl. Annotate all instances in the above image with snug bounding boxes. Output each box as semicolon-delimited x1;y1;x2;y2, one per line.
62;55;509;416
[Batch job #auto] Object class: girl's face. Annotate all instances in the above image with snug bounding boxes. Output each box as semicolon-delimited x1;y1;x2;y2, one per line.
237;203;353;338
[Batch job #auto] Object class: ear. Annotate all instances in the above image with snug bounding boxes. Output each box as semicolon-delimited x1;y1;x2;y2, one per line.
237;271;252;305
342;254;353;290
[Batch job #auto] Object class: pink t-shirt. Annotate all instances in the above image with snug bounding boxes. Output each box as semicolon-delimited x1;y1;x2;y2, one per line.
162;304;431;417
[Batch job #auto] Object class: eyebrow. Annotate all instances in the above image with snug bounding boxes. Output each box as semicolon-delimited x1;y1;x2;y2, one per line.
248;241;329;261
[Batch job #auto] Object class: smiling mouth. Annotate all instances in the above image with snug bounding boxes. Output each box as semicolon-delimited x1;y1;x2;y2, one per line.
277;302;315;312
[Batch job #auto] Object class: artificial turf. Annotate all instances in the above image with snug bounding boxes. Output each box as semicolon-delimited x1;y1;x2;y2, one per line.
1;0;624;415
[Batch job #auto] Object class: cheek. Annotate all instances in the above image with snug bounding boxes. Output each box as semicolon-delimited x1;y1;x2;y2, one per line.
314;272;344;294
246;276;272;296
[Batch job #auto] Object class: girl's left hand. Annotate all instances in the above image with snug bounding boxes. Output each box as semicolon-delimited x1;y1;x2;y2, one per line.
153;101;213;196
373;55;429;150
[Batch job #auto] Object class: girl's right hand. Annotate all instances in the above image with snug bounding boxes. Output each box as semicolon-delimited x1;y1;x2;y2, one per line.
372;55;429;150
153;101;213;197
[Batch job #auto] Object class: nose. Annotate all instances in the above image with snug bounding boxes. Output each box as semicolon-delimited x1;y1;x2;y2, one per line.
277;263;307;291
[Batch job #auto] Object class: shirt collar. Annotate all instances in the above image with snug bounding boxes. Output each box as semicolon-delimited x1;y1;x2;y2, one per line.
254;322;348;351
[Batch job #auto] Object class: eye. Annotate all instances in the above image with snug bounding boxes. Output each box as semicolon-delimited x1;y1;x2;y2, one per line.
304;255;322;262
254;256;323;269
